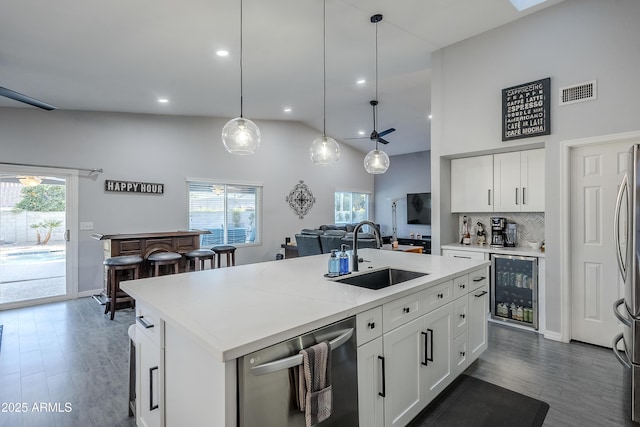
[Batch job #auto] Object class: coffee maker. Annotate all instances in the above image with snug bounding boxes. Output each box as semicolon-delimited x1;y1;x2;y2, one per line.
490;217;506;247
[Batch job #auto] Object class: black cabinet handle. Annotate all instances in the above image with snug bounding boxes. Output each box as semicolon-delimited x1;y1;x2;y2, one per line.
367;321;375;329
460;351;466;357
403;307;410;314
472;276;486;282
460;313;466;319
437;293;444;299
149;366;159;411
459;284;466;289
421;329;434;366
378;356;386;398
475;290;488;298
137;316;154;329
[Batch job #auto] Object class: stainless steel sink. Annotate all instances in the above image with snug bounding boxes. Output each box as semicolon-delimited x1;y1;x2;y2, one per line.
334;268;428;290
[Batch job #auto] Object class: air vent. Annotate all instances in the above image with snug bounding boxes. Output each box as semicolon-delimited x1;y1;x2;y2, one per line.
559;80;597;106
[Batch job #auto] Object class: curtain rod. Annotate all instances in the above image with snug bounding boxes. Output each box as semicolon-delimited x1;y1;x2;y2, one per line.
1;162;103;175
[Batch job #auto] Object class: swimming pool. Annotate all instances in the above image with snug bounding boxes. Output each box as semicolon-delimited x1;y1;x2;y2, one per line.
0;250;65;264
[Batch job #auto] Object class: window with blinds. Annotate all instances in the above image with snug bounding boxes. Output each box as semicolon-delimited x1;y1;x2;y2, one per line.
187;181;262;247
334;191;370;224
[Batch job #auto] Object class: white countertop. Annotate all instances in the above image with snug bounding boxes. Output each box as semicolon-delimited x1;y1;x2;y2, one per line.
121;249;488;362
441;243;545;258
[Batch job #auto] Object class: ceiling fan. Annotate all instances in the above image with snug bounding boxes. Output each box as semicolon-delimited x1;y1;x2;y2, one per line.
0;86;57;110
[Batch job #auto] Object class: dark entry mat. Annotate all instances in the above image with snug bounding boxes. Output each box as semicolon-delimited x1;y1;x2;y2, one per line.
408;374;549;427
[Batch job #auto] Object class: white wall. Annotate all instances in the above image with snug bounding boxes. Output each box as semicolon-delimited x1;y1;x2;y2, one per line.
0;108;373;293
430;0;640;336
374;151;431;238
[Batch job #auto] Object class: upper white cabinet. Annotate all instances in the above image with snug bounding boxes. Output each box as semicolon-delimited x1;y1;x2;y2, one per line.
451;155;494;213
494;149;545;212
451;149;545;213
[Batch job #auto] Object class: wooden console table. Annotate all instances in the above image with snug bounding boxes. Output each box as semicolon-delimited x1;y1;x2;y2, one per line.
92;230;209;299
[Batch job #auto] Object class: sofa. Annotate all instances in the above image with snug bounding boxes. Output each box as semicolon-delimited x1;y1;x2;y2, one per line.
295;223;381;256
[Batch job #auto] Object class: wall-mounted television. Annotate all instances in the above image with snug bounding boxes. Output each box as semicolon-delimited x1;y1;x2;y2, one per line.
407;192;431;225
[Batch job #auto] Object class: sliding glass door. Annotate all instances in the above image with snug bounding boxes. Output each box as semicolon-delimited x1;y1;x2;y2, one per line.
0;165;78;308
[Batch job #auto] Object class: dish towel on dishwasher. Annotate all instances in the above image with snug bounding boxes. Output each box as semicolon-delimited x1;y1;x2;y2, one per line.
297;340;332;427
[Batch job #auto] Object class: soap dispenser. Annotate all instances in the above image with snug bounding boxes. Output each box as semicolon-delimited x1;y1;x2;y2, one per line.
339;244;350;275
328;249;340;277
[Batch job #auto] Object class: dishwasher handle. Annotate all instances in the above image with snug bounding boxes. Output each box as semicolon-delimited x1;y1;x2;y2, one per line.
251;328;354;376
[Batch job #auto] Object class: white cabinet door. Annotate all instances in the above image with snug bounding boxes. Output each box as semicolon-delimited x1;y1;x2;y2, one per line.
136;328;163;427
357;337;385;427
468;283;489;360
422;304;453;401
493;151;521;212
451;155;494;212
453;331;469;376
383;317;425;427
521;148;545;211
453;294;469;338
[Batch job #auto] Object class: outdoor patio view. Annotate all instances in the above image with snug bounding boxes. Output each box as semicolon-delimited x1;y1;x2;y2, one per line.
0;176;66;305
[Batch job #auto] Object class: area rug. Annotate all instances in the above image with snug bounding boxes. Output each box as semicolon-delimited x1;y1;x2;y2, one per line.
408;374;549;427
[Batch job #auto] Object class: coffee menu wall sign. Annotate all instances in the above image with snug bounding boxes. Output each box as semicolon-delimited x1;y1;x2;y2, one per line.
105;180;164;194
286;180;315;219
502;77;550;141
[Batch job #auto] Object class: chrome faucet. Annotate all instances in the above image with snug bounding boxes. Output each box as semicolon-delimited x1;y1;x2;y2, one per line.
352;220;382;272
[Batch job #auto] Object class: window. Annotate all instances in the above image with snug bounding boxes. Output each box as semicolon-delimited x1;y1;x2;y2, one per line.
188;180;262;247
334;191;370;224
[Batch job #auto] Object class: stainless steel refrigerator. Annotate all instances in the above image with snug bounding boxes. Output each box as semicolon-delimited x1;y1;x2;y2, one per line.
613;144;640;423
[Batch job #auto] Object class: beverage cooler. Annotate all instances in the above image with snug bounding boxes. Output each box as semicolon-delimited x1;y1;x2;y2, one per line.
491;254;538;330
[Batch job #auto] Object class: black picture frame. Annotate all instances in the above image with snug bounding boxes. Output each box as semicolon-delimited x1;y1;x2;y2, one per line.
502;77;550;141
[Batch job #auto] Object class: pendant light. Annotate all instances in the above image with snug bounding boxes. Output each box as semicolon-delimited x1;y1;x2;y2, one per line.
222;0;261;155
18;176;42;186
309;0;340;165
364;14;389;174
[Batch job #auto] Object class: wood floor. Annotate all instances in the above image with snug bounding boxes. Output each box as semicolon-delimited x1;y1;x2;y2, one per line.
0;297;634;427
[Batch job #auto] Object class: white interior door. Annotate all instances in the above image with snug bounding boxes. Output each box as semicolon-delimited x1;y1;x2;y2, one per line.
570;141;635;347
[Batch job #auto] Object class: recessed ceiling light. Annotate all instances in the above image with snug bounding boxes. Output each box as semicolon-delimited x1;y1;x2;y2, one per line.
216;50;229;57
158;98;169;104
428;114;432;120
356;79;366;85
358;130;366;136
284;107;292;113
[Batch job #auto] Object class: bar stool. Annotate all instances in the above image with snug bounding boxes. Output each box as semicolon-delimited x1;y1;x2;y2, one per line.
148;252;182;276
211;245;236;268
103;255;143;320
184;249;215;271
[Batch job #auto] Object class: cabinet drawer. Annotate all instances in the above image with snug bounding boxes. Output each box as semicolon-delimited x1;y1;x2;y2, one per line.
442;249;487;260
135;303;164;348
423;280;454;313
383;291;424;333
453;274;469;300
357;307;383;346
469;270;488;292
454;295;468;338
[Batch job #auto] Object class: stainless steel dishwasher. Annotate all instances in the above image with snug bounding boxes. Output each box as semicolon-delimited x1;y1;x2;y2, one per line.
238;316;358;426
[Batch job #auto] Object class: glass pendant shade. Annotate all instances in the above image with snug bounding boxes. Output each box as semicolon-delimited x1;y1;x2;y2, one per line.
364;149;390;174
221;117;261;155
310;135;340;165
18;176;42;186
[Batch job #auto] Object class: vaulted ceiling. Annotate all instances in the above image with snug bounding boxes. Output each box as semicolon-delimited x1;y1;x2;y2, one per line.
0;0;563;155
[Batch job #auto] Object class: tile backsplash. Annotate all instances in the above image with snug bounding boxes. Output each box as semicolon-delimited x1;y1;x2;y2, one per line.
457;213;545;247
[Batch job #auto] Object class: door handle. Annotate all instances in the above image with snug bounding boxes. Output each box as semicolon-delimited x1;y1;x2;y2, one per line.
614;173;629;282
149;366;159;411
613;298;632;327
612;333;631;369
378;355;386;398
64;229;70;242
251;328;354;375
421;329;434;366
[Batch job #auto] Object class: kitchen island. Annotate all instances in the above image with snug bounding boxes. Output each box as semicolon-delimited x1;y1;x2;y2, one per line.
122;249;489;427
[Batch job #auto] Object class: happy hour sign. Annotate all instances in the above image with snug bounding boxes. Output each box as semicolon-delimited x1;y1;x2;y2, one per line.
502;77;550;141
